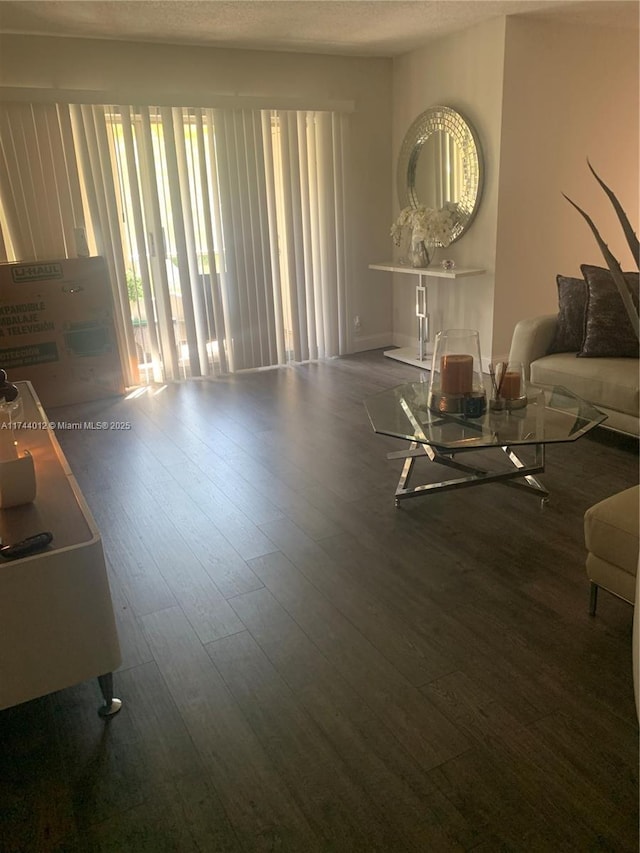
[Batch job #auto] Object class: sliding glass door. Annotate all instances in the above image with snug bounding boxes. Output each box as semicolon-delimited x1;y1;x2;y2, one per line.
0;101;350;383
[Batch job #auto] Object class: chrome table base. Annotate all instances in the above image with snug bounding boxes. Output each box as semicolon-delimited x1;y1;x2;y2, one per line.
389;441;548;508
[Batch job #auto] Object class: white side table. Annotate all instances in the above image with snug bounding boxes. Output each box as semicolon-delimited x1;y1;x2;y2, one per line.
0;381;122;717
369;262;485;368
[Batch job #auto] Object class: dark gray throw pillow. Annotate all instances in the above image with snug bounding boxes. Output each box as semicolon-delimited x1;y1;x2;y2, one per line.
548;275;587;353
579;264;639;358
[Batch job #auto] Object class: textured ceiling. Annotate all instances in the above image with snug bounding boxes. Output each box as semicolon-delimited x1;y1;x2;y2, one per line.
0;0;637;56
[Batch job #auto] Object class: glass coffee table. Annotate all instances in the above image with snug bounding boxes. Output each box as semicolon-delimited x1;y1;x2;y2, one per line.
364;381;606;506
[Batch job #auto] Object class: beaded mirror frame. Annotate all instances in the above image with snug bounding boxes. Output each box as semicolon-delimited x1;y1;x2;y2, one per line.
396;105;484;245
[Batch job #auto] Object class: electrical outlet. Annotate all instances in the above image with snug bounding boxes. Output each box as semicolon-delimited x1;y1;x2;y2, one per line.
354;315;361;332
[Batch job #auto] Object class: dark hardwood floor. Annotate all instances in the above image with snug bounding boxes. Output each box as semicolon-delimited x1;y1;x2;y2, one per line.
1;350;638;852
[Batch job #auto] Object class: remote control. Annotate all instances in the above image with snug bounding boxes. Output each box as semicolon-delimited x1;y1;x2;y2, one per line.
0;531;53;560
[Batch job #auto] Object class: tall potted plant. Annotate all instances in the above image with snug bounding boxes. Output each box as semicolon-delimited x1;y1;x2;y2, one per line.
564;161;639;339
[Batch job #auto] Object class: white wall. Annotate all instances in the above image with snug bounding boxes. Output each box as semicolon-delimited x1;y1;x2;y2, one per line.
0;34;393;353
390;18;506;364
494;16;639;356
3;20;637;363
391;14;639;364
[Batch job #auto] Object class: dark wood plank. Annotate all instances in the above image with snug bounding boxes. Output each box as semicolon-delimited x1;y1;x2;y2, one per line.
52;662;204;829
294;516;550;724
428;745;590;851
228;585;477;852
420;670;524;742
260;516;453;686
491;722;638;850
164;458;280;561
104;559;154;672
128;462;265;599
108;493;245;644
206;629;405;852
87;489;177;617
0;696;80;853
531;710;639;815
247;548;470;771
6;349;636;852
140;605;322;852
179;449;286;527
84;775;239;853
210;446;346;541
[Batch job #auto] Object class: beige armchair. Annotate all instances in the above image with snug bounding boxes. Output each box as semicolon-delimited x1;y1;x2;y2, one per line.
584;485;639;615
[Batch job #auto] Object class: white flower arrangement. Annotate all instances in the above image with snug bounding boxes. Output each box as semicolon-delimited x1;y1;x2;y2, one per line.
390;201;461;249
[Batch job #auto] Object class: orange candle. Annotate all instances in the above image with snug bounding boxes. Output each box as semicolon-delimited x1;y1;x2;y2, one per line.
500;371;521;399
441;354;473;395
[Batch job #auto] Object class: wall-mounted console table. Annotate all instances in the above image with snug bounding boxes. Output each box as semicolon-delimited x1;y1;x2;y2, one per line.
369;262;485;369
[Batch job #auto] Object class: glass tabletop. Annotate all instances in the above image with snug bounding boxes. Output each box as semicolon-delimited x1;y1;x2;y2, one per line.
364;381;607;449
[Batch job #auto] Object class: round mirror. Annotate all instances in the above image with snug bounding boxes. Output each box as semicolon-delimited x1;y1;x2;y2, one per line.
397;106;483;245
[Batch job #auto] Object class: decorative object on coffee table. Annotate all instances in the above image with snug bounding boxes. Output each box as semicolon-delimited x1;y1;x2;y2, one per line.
427;329;486;417
489;361;527;411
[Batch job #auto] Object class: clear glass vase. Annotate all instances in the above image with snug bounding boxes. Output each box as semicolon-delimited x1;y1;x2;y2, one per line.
489;361;527;411
409;237;431;268
428;328;487;417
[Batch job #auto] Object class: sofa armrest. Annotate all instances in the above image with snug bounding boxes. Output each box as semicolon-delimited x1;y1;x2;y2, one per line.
508;315;558;380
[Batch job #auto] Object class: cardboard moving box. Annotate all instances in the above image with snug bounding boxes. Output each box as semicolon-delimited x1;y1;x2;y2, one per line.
0;257;125;408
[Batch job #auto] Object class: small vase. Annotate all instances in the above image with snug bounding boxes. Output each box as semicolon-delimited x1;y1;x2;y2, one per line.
409;239;431;269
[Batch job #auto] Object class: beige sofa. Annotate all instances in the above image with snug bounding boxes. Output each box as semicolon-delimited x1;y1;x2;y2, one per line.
508;315;640;437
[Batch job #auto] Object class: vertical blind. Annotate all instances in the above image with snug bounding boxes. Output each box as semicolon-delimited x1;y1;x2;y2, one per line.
0;102;85;263
0;100;349;383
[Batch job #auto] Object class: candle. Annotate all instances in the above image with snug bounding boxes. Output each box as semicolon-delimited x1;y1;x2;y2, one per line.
500;370;521;399
441;354;473;395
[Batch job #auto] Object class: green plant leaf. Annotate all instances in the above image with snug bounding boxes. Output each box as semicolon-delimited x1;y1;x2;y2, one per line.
563;193;639;340
126;269;144;302
587;160;639;270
